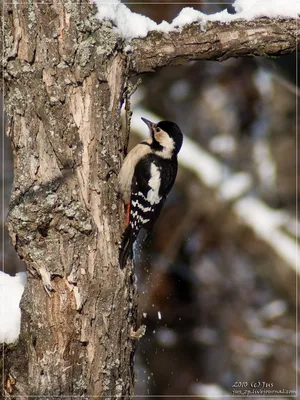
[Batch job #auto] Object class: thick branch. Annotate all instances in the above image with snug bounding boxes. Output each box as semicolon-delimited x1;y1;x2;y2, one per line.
129;17;298;74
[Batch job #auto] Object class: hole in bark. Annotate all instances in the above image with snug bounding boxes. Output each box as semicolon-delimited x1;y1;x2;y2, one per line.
28;48;36;66
106;169;117;181
38;225;49;237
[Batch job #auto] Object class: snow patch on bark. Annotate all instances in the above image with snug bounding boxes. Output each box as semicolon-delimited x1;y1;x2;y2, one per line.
0;271;27;344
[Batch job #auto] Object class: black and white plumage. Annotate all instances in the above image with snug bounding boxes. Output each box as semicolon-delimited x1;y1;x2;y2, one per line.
118;117;183;269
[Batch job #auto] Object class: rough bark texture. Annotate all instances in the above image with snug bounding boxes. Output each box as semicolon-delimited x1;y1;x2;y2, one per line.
1;0;298;398
129;17;298;74
3;1;136;398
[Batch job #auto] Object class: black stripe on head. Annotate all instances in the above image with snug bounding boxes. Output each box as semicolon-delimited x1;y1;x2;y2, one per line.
140;141;151;147
151;137;164;152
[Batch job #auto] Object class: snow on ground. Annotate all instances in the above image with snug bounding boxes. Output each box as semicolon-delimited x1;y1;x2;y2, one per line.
0;271;27;344
93;0;299;40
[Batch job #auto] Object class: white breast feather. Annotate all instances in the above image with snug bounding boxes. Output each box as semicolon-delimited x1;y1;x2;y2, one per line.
147;164;161;205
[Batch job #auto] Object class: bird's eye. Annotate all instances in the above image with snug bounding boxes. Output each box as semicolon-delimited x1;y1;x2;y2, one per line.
156;127;161;132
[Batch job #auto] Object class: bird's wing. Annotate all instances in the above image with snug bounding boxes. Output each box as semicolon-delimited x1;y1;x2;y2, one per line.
119;155;177;269
119;155;158;269
130;155;177;233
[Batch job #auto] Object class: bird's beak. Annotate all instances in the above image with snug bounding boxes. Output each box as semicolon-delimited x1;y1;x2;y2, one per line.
141;117;154;130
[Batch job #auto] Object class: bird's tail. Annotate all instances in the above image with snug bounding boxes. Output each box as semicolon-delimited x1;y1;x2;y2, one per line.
119;225;135;269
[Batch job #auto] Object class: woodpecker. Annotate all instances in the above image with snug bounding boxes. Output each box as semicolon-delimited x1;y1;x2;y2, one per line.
118;117;183;268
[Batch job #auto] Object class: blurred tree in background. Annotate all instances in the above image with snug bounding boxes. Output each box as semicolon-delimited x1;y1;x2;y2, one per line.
126;1;297;397
1;0;297;398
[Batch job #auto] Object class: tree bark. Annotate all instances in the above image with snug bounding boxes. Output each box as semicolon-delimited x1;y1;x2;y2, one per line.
1;0;298;398
3;1;136;398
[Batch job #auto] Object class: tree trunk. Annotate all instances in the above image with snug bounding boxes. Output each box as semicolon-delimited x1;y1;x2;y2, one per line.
3;1;136;397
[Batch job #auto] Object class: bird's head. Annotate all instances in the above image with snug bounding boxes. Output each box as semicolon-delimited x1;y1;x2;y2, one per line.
141;117;183;158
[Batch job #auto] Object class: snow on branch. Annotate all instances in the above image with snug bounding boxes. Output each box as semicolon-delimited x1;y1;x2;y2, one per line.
93;0;298;75
94;0;299;40
129;17;298;74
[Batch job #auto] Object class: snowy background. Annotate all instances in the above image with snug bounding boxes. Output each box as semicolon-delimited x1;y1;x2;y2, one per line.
1;0;298;397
